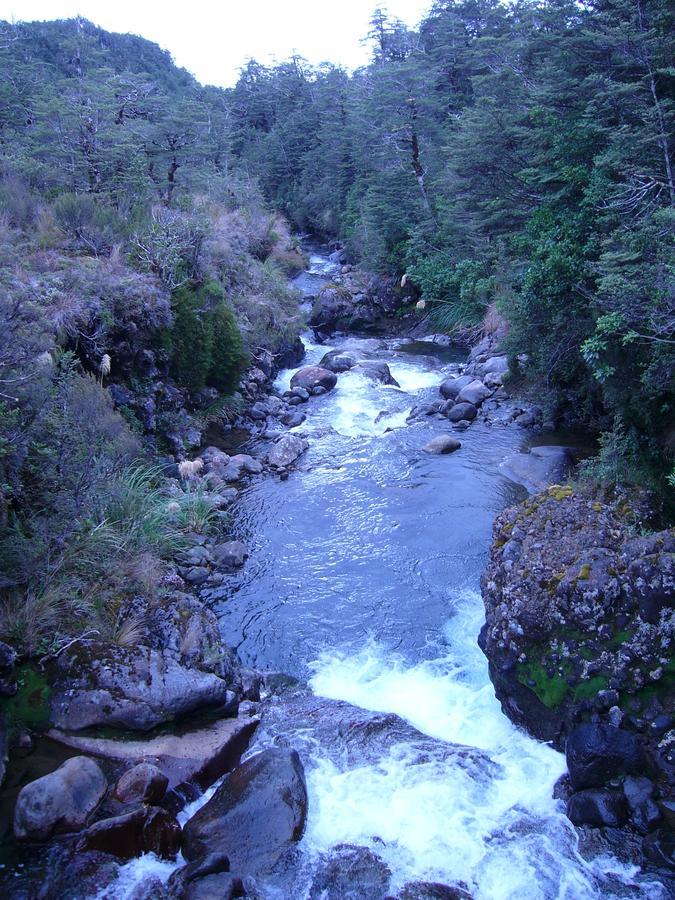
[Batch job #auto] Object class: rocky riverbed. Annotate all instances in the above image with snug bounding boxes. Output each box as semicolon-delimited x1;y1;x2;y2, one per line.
0;247;671;899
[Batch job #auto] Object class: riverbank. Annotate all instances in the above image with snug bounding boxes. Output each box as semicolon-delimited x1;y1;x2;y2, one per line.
0;247;670;899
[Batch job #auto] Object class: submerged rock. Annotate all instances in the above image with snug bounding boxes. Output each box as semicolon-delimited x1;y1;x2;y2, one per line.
501;445;575;492
397;883;474;899
182;748;308;876
308;844;391;899
14;756;107;841
422;435;461;455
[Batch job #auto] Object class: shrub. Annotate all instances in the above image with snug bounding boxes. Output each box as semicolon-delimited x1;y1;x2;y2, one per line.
169;281;244;393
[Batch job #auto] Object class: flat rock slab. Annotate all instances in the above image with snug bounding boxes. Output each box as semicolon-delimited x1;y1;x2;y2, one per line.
47;714;259;791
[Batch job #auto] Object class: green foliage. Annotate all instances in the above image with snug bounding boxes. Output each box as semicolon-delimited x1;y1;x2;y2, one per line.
169;281;244;393
0;665;51;738
408;254;494;331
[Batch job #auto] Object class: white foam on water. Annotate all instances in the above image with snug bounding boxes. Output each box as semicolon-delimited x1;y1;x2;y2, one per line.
306;593;659;899
94;853;177;899
387;360;450;393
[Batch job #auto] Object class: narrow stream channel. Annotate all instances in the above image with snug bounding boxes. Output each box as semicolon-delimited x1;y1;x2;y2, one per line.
108;251;665;899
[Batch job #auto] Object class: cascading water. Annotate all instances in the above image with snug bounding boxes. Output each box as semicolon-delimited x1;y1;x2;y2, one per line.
103;249;665;899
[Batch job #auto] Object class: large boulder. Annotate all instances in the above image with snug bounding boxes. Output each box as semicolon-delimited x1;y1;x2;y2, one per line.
478;356;509;378
182;748;308;876
117;593;239;680
309;285;354;333
48;713;259;791
479;488;674;751
49;641;233;731
266;434;309;470
14;756;107;841
290;366;337;393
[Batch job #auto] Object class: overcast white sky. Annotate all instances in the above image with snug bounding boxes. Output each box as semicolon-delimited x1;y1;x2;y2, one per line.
0;1;433;86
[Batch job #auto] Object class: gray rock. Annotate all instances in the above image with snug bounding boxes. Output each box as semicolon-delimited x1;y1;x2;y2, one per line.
14;756;107;841
446;402;477;423
623;775;661;834
182;749;308;876
439;375;473;401
184;873;244;899
183;566;210;585
290;366;337;393
281;411;306;427
309;844;391;900
501;445;574;492
229;454;263;475
266;434;309;469
49;713;259;791
352;360;400;386
478;356;509;377
291;386;310;401
211;540;249;571
422;436;462;455
456;379;492;406
320;350;360;373
128;593;239;679
49;641;232;731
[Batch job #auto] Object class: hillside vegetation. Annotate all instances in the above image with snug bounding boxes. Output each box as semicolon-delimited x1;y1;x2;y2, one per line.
0;3;672;651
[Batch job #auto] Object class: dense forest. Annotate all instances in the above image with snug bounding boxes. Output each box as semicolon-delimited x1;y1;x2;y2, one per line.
0;1;672;652
228;0;674;487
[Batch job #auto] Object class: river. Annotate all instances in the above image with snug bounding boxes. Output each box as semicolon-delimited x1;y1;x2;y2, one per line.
108;250;664;899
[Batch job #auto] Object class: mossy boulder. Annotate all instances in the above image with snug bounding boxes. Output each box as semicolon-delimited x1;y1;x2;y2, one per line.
479;488;674;750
